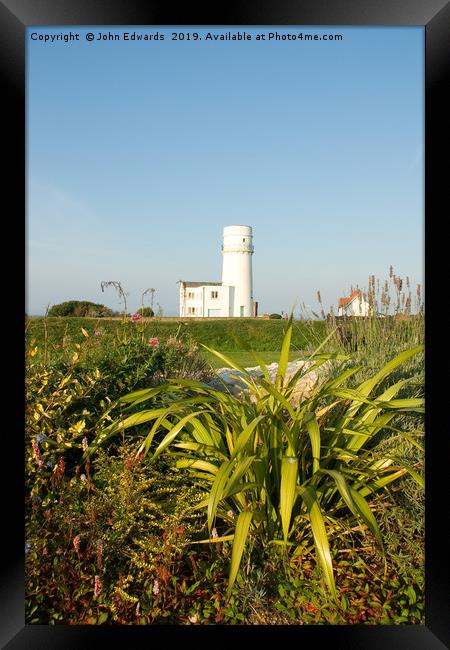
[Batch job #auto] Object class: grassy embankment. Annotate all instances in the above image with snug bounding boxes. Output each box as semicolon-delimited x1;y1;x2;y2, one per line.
26;316;327;368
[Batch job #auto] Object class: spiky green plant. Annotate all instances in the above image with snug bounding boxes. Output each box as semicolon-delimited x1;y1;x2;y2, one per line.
92;316;424;600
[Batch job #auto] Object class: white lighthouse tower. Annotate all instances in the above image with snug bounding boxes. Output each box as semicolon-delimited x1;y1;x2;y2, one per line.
221;225;254;317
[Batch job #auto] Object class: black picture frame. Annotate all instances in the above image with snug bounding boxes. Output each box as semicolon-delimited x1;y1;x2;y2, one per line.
4;1;449;647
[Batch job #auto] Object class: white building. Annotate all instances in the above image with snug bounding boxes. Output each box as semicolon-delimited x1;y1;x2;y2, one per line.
338;289;371;317
179;225;255;318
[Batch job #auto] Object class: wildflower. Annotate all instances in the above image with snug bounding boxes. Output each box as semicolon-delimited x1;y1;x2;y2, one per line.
130;312;142;322
97;540;103;568
73;535;81;553
153;580;160;596
46;460;53;468
227;510;234;519
36;434;45;443
416;284;421;305
211;527;218;539
80;473;87;484
148;337;159;348
31;440;44;467
25;542;31;555
166;336;181;348
59;457;65;474
94;330;103;337
82;437;88;452
94;575;102;597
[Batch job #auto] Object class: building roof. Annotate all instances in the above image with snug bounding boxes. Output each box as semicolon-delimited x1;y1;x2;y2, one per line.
338;289;362;308
180;281;222;288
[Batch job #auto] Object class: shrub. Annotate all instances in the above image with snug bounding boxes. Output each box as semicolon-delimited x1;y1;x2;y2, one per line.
25;327;215;475
48;301;116;318
25;350;110;481
137;307;154;318
156;336;214;383
269;313;282;319
25;441;209;624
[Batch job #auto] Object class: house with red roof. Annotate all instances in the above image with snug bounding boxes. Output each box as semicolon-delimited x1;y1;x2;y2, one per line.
337;289;371;317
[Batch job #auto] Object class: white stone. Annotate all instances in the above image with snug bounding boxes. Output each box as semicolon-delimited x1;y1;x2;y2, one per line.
209;358;331;405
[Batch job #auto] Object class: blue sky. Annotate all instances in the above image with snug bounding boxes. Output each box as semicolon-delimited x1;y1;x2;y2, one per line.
27;26;424;316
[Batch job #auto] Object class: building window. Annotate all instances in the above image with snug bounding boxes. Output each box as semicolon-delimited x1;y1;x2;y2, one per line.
188;292;195;299
211;291;218;299
188;306;195;315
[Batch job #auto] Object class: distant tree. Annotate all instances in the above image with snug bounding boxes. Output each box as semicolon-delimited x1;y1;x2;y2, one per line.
137;307;154;318
269;313;282;319
47;301;116;317
141;288;156;316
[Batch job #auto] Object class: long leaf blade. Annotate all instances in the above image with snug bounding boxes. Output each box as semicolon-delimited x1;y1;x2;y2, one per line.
280;457;298;542
150;411;203;462
226;511;253;600
276;316;293;389
207;460;236;532
305;414;321;474
322;469;382;546
299;486;336;599
230;415;266;461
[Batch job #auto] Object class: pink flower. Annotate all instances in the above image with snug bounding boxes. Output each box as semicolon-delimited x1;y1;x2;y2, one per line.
82;437;88;452
94;575;102;597
73;535;81;553
59;457;65;474
94;330;103;337
153;579;160;596
31;440;44;468
211;527;218;539
148;337;159;348
130;312;142;322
